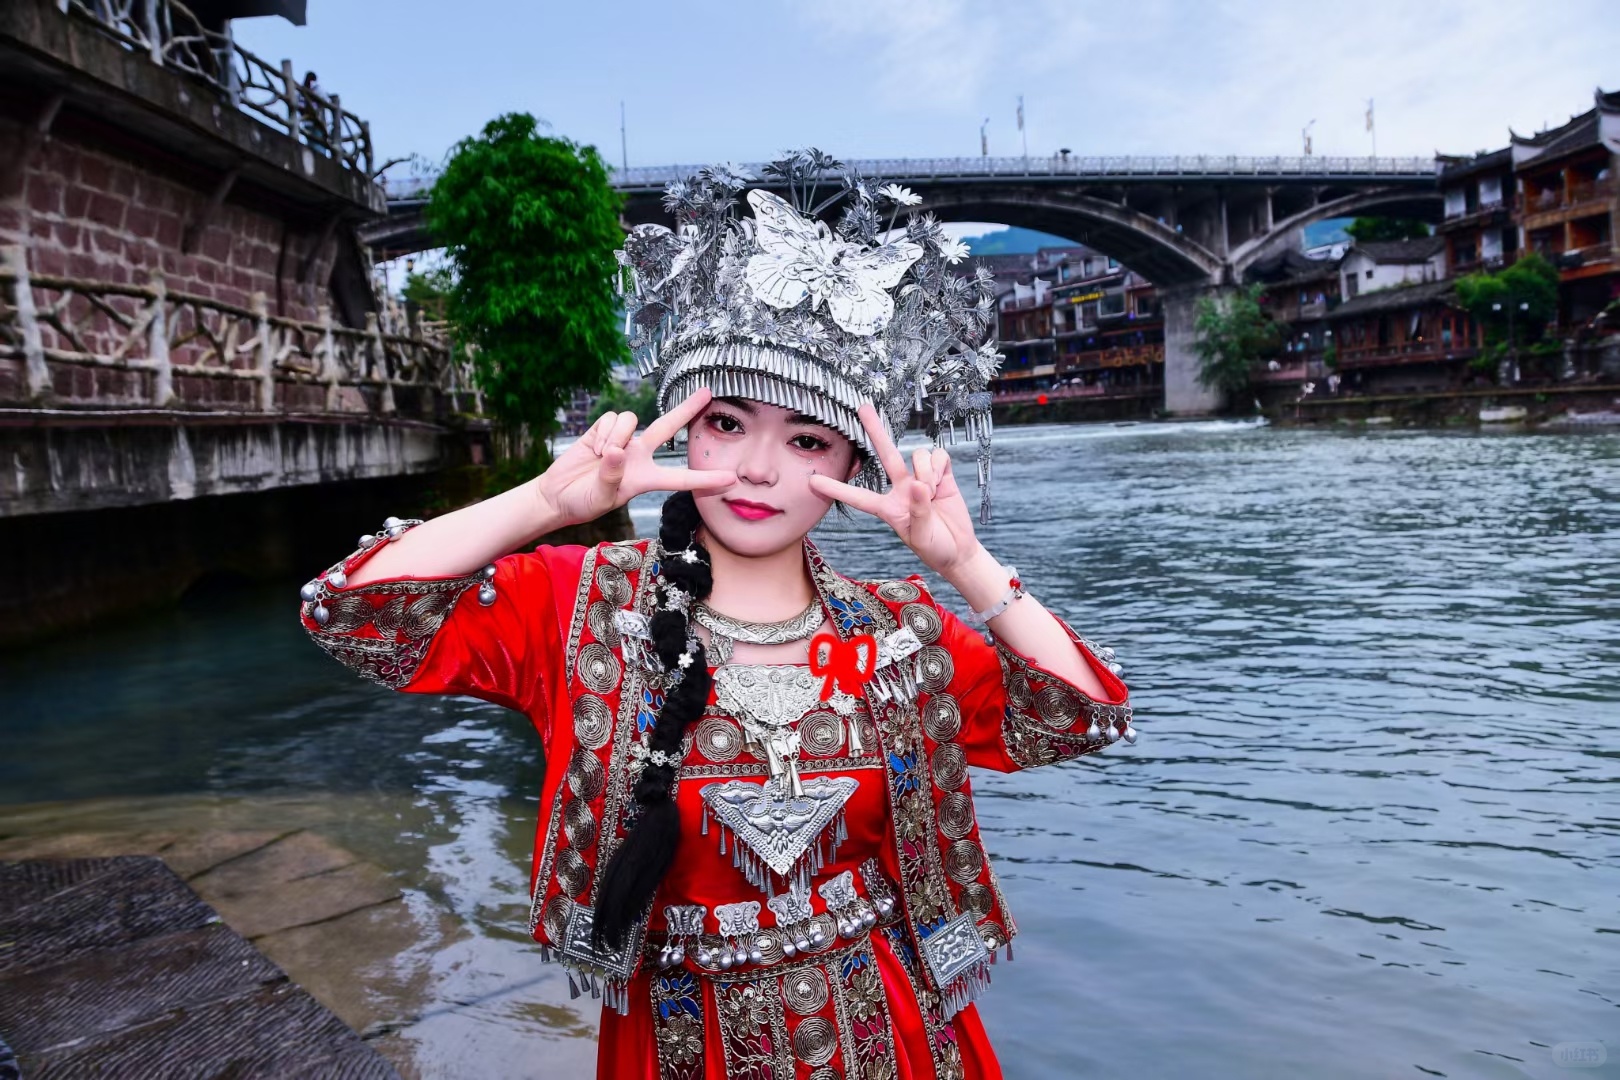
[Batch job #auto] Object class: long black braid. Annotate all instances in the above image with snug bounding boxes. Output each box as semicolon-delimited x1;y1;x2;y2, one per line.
591;489;713;950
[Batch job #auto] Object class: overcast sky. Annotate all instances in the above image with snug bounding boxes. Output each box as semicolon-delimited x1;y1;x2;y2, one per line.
238;0;1616;178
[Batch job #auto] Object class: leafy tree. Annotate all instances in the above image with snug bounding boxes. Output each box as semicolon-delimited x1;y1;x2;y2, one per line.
401;265;454;320
425;113;628;464
1192;284;1280;405
1346;217;1433;242
587;377;658;427
1454;253;1559;368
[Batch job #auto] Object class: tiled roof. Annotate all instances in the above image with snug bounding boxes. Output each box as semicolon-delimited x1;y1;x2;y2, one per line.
1511;112;1599;164
1438;147;1511;182
1330;278;1456;318
1245;248;1342;285
1354;237;1446;264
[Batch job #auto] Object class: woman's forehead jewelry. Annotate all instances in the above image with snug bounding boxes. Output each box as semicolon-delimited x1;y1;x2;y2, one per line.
615;151;1004;523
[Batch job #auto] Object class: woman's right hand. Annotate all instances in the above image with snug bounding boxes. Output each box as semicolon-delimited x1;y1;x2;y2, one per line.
535;387;735;528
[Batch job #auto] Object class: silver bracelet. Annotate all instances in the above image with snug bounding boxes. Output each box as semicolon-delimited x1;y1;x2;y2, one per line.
962;564;1026;628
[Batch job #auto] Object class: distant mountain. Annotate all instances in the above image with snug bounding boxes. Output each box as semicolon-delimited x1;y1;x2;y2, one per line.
961;225;1079;255
1304;218;1354;247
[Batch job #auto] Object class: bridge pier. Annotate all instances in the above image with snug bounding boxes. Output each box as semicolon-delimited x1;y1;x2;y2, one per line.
1160;284;1229;416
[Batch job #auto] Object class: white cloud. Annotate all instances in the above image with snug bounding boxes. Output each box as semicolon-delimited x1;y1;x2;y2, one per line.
789;0;1618;158
796;0;1008;110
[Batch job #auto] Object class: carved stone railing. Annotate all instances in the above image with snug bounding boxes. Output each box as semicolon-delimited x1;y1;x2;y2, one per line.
1;246;480;416
55;0;374;176
607;155;1440;191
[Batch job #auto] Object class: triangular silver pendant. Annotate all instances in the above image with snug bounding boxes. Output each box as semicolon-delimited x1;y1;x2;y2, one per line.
700;776;858;893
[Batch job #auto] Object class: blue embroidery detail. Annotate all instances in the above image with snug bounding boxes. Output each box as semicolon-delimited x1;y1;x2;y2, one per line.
828;593;875;634
840;950;874;979
882;925;920;972
655;971;701;1020
637;686;666;733
917;915;948;940
888;750;920;793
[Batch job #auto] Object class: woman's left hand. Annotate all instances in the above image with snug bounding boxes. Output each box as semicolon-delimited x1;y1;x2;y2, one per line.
807;403;983;577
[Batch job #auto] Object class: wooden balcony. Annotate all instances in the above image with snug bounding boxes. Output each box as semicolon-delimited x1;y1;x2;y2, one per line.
991;383;1158;405
1056;343;1165;373
1250;355;1331;383
1439;196;1510;227
1520;178;1619;231
1336;342;1478;369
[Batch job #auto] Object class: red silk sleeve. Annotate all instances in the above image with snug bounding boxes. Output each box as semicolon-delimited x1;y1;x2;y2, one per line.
932;592;1133;772
299;537;587;751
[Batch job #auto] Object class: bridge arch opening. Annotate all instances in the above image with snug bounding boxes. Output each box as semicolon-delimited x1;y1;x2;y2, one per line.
948;218;1169;407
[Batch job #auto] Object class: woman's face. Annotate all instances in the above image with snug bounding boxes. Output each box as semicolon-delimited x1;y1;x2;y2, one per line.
685;395;860;557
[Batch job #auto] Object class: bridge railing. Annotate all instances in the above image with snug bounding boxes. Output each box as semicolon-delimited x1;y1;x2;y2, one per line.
605;155;1439;190
55;0;374;176
1;246;479;416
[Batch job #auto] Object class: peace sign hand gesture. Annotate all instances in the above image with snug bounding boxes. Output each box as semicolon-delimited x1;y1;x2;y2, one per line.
537;387;736;528
807;402;983;577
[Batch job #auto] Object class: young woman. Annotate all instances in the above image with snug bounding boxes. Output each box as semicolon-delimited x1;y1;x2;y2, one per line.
301;158;1135;1079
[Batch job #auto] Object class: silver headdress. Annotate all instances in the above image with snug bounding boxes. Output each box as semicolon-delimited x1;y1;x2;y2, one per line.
614;150;1004;521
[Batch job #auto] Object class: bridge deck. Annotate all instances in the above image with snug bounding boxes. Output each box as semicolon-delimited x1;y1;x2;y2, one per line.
381;155;1438;200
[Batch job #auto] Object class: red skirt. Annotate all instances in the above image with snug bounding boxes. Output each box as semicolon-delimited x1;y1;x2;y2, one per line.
597;926;1004;1079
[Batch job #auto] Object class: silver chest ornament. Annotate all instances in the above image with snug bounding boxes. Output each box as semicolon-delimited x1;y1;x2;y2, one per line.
698;627;924;897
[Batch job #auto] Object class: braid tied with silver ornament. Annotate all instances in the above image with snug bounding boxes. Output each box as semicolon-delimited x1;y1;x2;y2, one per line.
591;490;713;950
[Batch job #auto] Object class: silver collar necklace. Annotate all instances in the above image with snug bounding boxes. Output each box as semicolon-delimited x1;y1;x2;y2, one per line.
693;598;823;665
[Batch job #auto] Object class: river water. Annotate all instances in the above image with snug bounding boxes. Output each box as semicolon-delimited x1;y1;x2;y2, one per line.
2;419;1617;1079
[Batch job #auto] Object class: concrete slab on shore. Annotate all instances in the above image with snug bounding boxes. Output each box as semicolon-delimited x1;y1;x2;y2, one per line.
0;803;602;1079
0;855;402;1079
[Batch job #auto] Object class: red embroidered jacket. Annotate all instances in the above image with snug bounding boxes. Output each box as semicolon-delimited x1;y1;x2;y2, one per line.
300;533;1132;1033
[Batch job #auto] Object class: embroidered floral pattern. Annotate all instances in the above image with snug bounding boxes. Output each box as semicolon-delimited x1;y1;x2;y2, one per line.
993;631;1133;768
834;947;898;1080
714;983;792;1077
651;970;705;1079
304;575;481;689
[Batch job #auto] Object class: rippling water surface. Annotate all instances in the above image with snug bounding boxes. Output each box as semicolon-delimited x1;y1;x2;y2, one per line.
3;420;1617;1079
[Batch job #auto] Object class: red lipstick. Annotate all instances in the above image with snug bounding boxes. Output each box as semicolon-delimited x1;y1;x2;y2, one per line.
724;498;782;521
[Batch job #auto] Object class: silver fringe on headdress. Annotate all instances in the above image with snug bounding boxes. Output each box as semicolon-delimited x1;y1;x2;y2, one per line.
614;151;1005;522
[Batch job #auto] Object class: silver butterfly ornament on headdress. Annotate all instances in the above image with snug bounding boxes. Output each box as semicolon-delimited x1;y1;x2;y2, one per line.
615;151;1005;522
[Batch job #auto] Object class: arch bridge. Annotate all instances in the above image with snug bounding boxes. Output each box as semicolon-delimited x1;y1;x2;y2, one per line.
373;155;1443;413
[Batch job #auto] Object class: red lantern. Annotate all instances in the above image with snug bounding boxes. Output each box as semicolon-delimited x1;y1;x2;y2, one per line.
1036;393;1049;405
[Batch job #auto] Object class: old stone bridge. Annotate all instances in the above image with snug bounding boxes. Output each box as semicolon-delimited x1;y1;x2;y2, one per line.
377;155;1443;413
